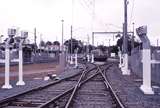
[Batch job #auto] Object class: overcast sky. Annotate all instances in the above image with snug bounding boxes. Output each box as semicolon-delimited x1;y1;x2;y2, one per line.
0;0;159;46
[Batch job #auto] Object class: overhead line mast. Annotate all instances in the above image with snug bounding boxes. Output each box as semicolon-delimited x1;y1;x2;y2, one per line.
121;0;130;75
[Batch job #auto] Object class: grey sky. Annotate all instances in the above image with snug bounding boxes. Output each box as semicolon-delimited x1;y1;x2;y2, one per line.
0;0;159;45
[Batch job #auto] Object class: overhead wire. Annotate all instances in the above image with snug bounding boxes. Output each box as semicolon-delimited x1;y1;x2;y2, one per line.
79;0;122;31
129;0;135;27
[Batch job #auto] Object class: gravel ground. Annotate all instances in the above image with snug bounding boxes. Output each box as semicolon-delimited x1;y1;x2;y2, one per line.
0;63;83;101
106;63;160;108
0;62;59;85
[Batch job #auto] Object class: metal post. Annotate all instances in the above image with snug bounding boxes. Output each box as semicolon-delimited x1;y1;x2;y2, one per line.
121;0;130;75
136;26;154;94
92;33;94;46
87;35;90;62
92;0;95;46
140;49;154;94
34;28;37;47
59;19;66;72
61;19;64;54
74;51;78;68
124;0;128;54
91;53;94;63
2;43;12;89
16;42;25;86
70;0;74;65
131;22;135;49
16;30;28;85
70;25;73;64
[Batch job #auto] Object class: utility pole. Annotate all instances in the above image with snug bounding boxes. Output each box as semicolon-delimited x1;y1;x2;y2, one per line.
34;28;37;46
87;34;90;62
87;35;90;53
71;25;73;54
131;22;135;49
70;25;73;64
61;19;64;49
34;28;37;54
92;33;94;46
124;0;128;54
121;0;130;75
59;19;66;72
92;0;95;46
70;0;74;64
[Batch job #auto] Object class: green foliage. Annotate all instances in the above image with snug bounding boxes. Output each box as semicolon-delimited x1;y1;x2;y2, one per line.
116;36;141;55
64;38;83;54
53;41;60;46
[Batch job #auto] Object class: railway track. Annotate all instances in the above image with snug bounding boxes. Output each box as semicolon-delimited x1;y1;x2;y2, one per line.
0;63;94;108
0;62;125;108
63;63;125;108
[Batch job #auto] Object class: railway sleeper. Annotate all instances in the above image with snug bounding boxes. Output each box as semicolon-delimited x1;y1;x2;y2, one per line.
8;100;45;107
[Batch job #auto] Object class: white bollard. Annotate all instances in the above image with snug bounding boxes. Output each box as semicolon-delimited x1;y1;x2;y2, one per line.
2;48;12;89
87;54;90;62
140;49;154;94
75;53;78;68
16;47;25;86
70;55;73;64
111;53;116;57
67;56;70;65
91;54;94;63
121;54;130;75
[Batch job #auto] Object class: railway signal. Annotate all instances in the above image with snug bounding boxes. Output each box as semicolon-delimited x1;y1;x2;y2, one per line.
136;26;154;94
2;28;17;89
16;31;28;86
2;28;28;89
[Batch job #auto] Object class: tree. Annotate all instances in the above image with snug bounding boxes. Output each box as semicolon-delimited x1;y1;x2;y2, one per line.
30;43;37;52
110;46;119;55
116;36;141;55
46;41;52;46
53;41;60;46
39;40;45;47
64;38;83;54
97;45;106;52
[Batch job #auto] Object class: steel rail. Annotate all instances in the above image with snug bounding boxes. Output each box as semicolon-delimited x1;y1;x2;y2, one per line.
65;63;112;108
65;67;99;108
39;66;100;108
39;63;117;108
99;64;126;108
64;69;86;108
0;65;88;107
37;63;96;108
